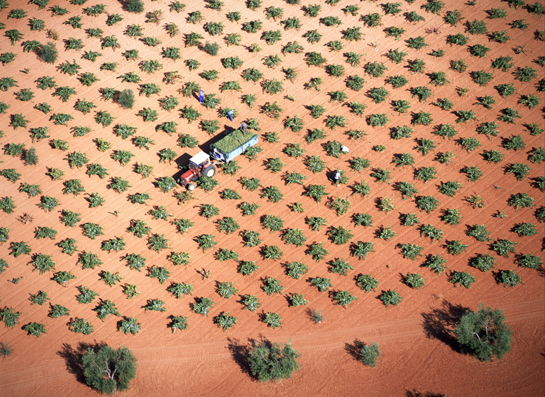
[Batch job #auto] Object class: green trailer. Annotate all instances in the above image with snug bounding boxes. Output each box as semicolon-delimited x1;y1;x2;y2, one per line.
210;129;258;163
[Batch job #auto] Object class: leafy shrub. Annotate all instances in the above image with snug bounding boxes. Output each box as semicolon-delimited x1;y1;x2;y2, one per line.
398;243;424;260
470;254;497;272
379;290;403;307
423;254;448;274
261;186;283;203
24;322;47;337
405;273;425;289
450;271;476;288
351;241;374;260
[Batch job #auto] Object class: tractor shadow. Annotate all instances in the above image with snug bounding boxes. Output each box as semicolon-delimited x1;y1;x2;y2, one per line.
57;341;107;384
421;300;470;352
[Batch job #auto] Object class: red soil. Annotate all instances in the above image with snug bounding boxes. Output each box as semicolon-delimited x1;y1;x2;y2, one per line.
0;0;544;396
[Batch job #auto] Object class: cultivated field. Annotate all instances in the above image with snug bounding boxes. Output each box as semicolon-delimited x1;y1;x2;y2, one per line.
0;0;544;395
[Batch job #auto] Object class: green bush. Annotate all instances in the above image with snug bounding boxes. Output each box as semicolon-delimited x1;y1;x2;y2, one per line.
379;290;402;307
454;305;512;361
38;42;57;63
247;340;300;381
360;342;381;367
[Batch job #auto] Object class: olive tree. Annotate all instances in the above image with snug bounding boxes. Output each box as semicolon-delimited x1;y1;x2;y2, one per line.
82;345;137;394
247;340;301;382
453;304;512;362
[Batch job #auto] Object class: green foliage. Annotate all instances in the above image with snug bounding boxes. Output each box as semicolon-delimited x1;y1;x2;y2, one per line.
9;241;31;258
214;312;238;332
419;224;444;243
496;270;523;287
192;297;215;316
30;253;55;274
332;290;357;308
514;66;538;83
0;227;9;245
469;253;497;272
407;36;428;50
496;83;517;98
99;271;124;288
0;77;18;92
445;240;469;256
415;167;438;183
454;305;512;361
10;114;30;129
118;317;140;335
75;286;98;304
519;94;541;110
423;254;448;274
506;163;531;181
247;340;300;381
24;322;47;337
82;345;137;394
1;170;21;183
405;272;425;289
261;186;283;203
282;228;307;247
379;290;403;307
399;243;424;260
29;290;49;306
351;241;374;260
513;223;538;237
517;253;543;269
360;342;381;367
1;307;21;328
353;213;374;227
216;217;239;235
62;179;85;196
75;252;102;270
38;195;59;212
346;76;365;91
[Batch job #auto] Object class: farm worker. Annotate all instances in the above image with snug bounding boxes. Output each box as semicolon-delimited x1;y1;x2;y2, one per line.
334;171;341;181
227;110;234;121
199;90;204;103
241;123;248;133
341;145;349;153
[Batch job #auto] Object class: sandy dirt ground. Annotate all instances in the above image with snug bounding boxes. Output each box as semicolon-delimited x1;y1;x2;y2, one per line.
0;0;544;396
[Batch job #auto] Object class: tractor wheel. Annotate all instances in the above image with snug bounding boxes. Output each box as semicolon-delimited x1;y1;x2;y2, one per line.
187;183;196;191
204;165;217;178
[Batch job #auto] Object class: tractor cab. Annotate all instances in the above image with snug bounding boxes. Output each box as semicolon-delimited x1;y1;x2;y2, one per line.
188;151;212;172
177;151;217;190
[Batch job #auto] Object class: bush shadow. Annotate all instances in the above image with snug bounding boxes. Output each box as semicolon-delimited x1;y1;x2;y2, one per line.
226;337;255;378
421;300;470;352
344;339;365;361
406;390;448;397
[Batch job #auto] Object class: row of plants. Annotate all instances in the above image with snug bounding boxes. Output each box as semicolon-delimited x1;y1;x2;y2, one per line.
0;0;542;347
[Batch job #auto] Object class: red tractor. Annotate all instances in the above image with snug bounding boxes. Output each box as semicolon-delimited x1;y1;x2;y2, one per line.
176;151;217;191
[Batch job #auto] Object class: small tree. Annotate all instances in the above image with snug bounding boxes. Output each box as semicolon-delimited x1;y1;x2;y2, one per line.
454;305;512;361
359;342;381;367
82;345;137;394
247;340;301;382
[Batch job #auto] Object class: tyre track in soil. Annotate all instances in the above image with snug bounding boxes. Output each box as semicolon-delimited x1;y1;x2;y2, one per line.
2;297;543;390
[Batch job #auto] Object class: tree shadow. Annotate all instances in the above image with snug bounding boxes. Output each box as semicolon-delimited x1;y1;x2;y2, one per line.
421;300;470;352
226;337;254;378
344;339;365;361
406;390;448;397
57;341;106;384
